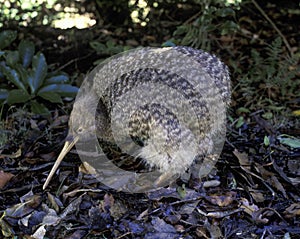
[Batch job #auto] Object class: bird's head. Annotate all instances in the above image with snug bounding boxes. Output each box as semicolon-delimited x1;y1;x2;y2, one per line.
43;89;110;189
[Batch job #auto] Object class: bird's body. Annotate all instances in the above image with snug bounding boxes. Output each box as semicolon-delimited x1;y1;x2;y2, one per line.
43;46;231;190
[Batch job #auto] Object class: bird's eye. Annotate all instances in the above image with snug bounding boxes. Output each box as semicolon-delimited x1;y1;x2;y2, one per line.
77;127;83;134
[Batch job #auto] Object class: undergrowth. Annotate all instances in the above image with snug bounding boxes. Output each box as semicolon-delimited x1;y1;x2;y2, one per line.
234;37;300;114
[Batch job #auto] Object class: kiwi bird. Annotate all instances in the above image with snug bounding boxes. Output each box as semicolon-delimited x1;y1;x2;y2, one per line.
43;46;231;190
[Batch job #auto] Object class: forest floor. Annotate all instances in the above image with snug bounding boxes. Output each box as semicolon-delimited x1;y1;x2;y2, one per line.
0;1;300;238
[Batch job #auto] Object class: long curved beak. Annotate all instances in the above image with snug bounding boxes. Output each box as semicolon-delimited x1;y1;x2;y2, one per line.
43;135;79;190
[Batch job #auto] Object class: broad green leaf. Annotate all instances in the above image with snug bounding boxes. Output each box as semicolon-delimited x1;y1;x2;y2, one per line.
30;101;50;116
0;31;17;50
7;89;31;105
29;53;48;94
6;51;19;67
44;75;69;85
278;135;300;149
38;84;78;97
37;92;63;103
0;89;8;101
0;64;27;92
18;40;35;68
14;64;30;87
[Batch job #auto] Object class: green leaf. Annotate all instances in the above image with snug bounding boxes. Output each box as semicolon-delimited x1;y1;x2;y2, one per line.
267;105;285;111
29;52;48;94
0;89;8;101
264;135;270;146
37;92;63;103
14;64;30;87
216;7;236;17
30;101;50;116
106;40;116;49
18;40;35;68
278;135;300;149
162;41;176;47
173;25;188;36
262;112;273;120
235;116;244;128
90;41;106;52
7;89;31;105
220;21;239;35
0;64;27;92
44;75;69;85
6;51;19;67
0;31;17;50
38;84;78;97
177;184;186;198
236;107;250;114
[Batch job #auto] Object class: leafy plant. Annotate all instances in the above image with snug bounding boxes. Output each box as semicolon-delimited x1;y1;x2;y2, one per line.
90;39;132;55
0;30;78;116
172;1;239;50
90;39;132;64
236;37;300;112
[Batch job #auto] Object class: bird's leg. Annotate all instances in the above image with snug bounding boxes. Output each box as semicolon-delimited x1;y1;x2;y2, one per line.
43;135;79;190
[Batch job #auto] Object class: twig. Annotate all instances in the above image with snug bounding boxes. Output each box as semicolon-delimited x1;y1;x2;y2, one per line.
183;11;202;25
251;0;294;56
116;232;132;239
56;52;94;72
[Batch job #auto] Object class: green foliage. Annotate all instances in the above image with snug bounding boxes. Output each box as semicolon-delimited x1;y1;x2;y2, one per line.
90;39;131;56
236;37;300;112
0;30;78;116
90;39;132;64
0;30;17;50
172;2;239;50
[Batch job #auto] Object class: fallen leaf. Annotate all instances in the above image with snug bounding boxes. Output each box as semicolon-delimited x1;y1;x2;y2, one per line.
0;148;22;159
103;193;114;213
205;191;236;207
0;171;14;189
278;135;300;148
233;149;251;170
284;203;300;218
31;225;46;239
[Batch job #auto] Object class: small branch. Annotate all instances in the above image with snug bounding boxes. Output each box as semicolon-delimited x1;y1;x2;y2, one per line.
56;52;94;72
183;11;202;25
251;0;294;56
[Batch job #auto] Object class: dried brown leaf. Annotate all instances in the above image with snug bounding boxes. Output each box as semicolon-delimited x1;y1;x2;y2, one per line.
256;165;287;198
284;203;300;218
233;149;251;170
205;191;236;207
252;208;274;224
0;170;14;189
